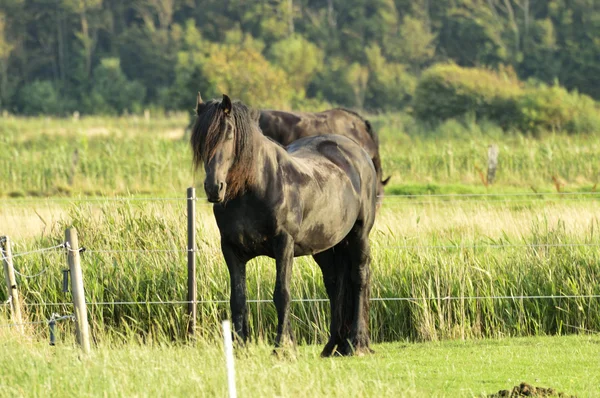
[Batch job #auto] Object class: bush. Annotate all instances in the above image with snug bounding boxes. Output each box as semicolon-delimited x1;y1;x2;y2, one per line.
518;83;600;134
365;44;417;111
17;81;64;115
414;64;600;134
88;58;146;114
413;63;522;129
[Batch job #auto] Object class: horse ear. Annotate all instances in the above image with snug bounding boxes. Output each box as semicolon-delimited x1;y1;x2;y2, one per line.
382;176;391;186
221;94;232;116
195;92;204;114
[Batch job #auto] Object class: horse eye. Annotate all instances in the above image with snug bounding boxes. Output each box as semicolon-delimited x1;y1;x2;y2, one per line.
225;125;234;140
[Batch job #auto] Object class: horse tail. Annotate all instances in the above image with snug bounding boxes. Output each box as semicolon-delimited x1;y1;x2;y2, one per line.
364;119;379;148
362;119;385;184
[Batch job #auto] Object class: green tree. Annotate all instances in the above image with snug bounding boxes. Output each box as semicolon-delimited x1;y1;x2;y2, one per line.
87;58;146;114
365;44;416;110
268;35;324;95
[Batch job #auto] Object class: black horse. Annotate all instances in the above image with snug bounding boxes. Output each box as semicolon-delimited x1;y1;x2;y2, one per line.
190;93;377;356
259;109;390;200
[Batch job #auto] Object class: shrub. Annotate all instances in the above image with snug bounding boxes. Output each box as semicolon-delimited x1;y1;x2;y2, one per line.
88;58;146;114
414;64;600;134
413;63;523;129
518;83;600;134
17;81;64;115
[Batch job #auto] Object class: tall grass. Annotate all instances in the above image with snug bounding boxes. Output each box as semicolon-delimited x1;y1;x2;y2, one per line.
1;114;599;197
2;199;599;345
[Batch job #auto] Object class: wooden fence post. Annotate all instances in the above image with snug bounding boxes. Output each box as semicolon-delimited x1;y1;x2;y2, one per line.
487;144;499;185
1;236;24;333
65;228;91;353
187;187;197;337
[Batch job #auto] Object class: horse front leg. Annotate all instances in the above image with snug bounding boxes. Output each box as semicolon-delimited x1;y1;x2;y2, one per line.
222;242;249;343
273;233;295;350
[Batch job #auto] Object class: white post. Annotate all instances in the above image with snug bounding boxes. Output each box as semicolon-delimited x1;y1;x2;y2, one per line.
222;320;237;398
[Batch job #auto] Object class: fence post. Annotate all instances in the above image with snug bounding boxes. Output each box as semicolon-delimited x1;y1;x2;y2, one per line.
187;187;197;337
487;144;499;185
1;236;24;333
223;320;237;398
65;228;91;353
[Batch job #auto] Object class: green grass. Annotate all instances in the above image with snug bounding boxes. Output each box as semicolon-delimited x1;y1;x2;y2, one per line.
1;114;599;197
0;333;597;397
1;198;599;344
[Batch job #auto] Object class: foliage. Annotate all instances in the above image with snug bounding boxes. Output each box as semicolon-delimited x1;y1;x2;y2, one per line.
267;35;324;95
413;63;523;128
365;44;416;111
87;58;147;114
0;1;598;117
413;63;600;134
16;81;67;115
201;42;294;109
518;83;600;134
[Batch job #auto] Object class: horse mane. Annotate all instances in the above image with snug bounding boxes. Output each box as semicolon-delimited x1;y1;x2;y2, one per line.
190;99;259;199
332;108;380;148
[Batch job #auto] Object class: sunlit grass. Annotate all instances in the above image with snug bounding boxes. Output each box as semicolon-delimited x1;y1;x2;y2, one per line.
1;198;599;345
0;330;597;397
1;114;599;197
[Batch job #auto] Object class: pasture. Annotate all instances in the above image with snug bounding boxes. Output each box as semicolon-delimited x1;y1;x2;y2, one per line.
1;332;598;397
1;114;600;396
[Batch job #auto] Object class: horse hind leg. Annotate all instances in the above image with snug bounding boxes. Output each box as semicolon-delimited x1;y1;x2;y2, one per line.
338;223;373;356
313;247;345;357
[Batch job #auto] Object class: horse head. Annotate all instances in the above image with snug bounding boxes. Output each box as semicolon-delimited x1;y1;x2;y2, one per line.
190;93;257;203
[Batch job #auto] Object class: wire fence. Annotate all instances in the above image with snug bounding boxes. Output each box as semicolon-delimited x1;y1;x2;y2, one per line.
3;294;600;309
2;191;600;336
0;313;74;329
0;190;599;204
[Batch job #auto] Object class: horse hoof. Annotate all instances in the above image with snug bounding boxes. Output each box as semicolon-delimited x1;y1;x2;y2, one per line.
320;340;337;357
354;346;375;357
272;346;297;361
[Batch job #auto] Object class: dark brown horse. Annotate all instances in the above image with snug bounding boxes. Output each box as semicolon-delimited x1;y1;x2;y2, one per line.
190;93;377;356
259;109;389;200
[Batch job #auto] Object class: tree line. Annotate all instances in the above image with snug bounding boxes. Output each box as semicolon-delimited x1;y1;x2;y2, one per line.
0;0;598;116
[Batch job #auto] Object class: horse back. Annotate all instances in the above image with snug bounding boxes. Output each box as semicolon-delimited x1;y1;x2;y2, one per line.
287;134;376;198
259;109;375;155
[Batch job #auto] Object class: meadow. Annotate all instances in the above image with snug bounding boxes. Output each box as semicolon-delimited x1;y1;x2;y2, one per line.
1;112;599;198
1;114;600;396
1;332;598;397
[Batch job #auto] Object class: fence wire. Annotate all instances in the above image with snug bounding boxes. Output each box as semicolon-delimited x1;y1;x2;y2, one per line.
1;191;599;204
7;294;600;308
0;313;74;329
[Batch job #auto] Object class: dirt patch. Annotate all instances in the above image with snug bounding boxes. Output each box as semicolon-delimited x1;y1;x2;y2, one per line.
488;382;576;397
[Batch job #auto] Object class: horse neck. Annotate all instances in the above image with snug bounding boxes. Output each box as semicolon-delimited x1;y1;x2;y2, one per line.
239;131;289;199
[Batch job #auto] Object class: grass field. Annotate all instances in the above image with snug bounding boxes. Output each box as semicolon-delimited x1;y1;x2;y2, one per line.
0;331;597;397
1;196;599;344
1;114;600;396
1;113;599;197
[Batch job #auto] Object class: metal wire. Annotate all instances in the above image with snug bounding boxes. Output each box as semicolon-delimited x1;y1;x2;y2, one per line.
8;243;66;259
384;242;600;250
20;294;600;307
379;197;600;206
0;191;599;204
0;313;73;329
13;267;49;279
381;191;600;199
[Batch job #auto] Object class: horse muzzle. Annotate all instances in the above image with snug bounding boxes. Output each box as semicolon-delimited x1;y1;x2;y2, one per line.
204;181;226;203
